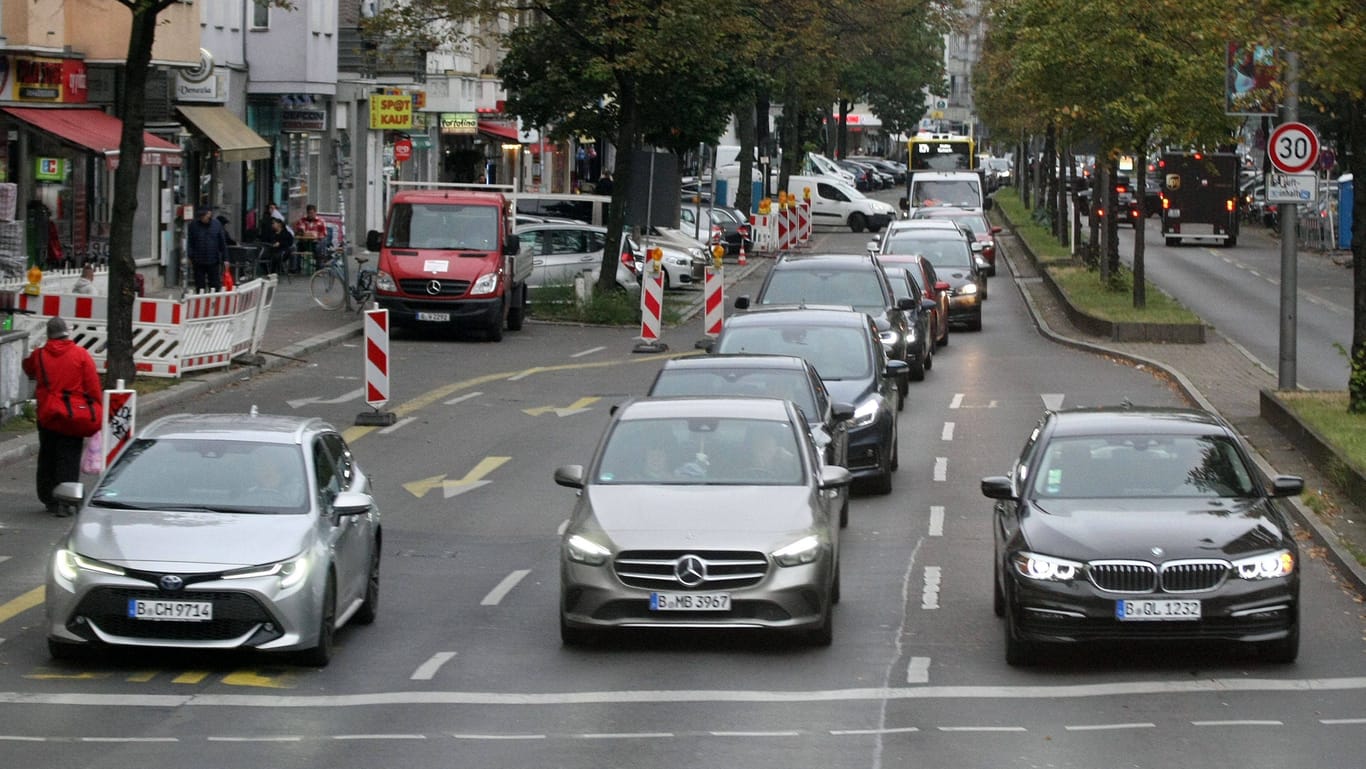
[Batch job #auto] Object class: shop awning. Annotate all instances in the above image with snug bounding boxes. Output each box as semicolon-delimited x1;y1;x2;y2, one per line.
2;107;182;167
176;106;271;162
478;120;519;142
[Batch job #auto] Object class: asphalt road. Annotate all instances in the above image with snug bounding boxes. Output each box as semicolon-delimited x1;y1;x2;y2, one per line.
0;203;1363;768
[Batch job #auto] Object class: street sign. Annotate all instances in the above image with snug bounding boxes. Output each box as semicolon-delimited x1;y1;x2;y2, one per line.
1266;171;1318;204
1268;122;1319;174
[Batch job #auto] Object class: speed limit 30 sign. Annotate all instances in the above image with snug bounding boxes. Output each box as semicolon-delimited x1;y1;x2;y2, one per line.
1269;122;1319;175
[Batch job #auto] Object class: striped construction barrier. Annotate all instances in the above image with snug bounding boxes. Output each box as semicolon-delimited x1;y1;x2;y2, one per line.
702;264;724;338
750;211;778;255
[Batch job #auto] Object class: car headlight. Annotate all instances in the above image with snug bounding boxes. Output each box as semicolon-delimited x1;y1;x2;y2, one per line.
1232;550;1295;580
666;256;688;266
470;271;499;296
904;323;918;342
55;549;125;581
1010;551;1083;582
375;270;397;292
223;554;310;589
773;535;821;567
957;283;978;296
878;329;900;347
565;534;611;566
850;398;881;429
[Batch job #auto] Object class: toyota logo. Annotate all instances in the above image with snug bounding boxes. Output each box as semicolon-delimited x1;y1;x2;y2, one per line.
426;280;443;295
674;555;707;587
159;574;185;592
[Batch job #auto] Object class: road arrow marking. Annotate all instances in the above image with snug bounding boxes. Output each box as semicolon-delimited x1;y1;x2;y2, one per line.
288;387;365;409
523;397;600;417
403;457;511;499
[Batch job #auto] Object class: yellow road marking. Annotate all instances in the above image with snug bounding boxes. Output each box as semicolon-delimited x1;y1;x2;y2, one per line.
223;669;295;689
172;671;210;684
402;456;511;498
126;671;158;682
0;586;44;625
26;670;109;681
523;397;601;417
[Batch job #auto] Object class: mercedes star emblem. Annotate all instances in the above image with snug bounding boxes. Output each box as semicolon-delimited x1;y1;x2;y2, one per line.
674;555;707;588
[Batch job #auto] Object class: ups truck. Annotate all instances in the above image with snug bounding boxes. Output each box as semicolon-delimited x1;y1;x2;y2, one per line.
1158;152;1240;247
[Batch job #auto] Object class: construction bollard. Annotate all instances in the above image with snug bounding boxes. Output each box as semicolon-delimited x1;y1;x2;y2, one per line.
777;193;790;252
696;245;725;349
356;305;397;426
799;188;812;245
102;379;137;472
633;247;668;353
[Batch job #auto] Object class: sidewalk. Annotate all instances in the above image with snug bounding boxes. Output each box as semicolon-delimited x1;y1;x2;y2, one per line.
1000;226;1366;595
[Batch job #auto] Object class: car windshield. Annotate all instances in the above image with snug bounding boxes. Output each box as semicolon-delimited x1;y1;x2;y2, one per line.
651;368;819;422
595;417;804;486
883;236;973;270
384;203;501;250
717;325;872;381
760;269;887;314
1030;435;1258;498
91;439;310;514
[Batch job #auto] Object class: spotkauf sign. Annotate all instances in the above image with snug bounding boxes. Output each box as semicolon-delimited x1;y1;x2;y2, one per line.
370;95;413;130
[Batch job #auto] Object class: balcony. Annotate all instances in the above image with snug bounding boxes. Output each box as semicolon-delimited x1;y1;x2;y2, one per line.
338;26;424;81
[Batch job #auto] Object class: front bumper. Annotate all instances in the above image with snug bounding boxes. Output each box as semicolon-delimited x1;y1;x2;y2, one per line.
845;415;893;478
947;293;982;323
377;293;502;329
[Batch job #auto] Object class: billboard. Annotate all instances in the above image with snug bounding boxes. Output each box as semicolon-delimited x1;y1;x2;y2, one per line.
1226;42;1281;116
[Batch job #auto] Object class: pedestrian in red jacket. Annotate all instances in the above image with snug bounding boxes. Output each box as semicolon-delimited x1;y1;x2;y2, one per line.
22;317;102;515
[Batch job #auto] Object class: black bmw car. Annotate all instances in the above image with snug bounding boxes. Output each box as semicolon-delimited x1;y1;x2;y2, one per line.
982;406;1303;665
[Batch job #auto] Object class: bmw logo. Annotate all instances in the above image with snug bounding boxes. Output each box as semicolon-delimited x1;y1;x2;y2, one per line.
1150;547;1165;558
159;574;185;592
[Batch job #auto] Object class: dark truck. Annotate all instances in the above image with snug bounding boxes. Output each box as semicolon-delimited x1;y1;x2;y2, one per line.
1158;152;1241;247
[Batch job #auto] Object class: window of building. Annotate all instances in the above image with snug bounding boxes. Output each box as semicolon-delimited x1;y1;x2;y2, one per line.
251;1;269;30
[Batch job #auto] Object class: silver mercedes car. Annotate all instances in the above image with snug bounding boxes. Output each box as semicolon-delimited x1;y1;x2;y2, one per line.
555;397;852;646
45;411;381;667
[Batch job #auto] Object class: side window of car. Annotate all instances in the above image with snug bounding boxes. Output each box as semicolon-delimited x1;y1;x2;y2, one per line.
322;433;355;490
587;231;606;252
312;439;341;505
809;368;830;416
1013;421;1046;487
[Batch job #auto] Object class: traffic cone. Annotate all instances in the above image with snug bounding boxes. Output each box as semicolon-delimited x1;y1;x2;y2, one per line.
738;241;748;267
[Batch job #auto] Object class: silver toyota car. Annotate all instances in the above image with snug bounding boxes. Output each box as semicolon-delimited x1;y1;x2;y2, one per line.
555;397;852;646
45;411;381;667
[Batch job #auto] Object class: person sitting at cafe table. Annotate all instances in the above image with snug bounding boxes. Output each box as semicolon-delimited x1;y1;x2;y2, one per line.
268;216;296;274
295;204;328;269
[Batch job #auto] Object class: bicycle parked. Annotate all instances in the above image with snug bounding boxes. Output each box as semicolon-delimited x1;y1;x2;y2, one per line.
309;252;376;312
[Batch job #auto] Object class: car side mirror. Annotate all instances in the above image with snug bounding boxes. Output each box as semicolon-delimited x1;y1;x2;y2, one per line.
885;359;909;380
333;490;375;517
980;476;1016;499
818;465;854;489
734;295;750;310
554;465;586;489
992;226;1003;234
54;481;85;504
503;233;520;256
831;401;856;422
921;298;938;312
865;240;880;254
365;230;382;252
935;281;951;292
896;297;916;311
1269;475;1303;497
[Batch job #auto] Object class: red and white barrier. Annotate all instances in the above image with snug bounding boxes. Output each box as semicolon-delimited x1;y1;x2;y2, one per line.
634;248;666;352
750;209;778;255
102;382;136;471
355;306;397;426
798;198;812;245
702;264;724;338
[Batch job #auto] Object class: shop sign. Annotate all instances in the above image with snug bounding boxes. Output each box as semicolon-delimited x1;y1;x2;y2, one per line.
282;109;327;132
175;72;224;102
370;95;413;130
440;112;477;135
0;56;88;103
35;157;66;182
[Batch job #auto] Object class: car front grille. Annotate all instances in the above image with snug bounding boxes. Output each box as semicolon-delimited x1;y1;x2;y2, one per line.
72;587;275;642
1089;559;1231;593
614;550;769;590
398;278;470;296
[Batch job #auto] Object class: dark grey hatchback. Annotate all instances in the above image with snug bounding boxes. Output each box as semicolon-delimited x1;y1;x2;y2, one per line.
982;407;1303;666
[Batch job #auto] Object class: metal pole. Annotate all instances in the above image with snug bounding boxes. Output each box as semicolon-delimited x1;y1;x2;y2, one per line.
1277;50;1299;390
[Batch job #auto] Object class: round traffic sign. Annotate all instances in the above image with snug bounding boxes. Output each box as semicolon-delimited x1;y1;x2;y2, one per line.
1268;122;1319;174
393;138;413;164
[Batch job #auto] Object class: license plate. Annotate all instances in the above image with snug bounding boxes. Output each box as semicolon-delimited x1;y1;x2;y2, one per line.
1115;599;1200;621
650;592;731;611
1169;208;1181;217
128;599;213;622
415;311;451;322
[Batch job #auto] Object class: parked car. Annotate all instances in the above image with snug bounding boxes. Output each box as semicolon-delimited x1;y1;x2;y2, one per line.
908;206;1002;276
633;229;709;288
45;411;382;666
710;307;905;494
881;266;936;381
555;396;851;646
1077;175;1142;226
648;354;855;525
982;406;1303;665
983;157;1013;190
515;222;640;295
680;203;752;255
734;253;917;408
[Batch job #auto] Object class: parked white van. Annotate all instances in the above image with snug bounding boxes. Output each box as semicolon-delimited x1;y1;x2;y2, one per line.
906;171;991;211
786;175;897;233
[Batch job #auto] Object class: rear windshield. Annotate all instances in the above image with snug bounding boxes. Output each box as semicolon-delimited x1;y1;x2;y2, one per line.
717;325;872;381
652;368;819;421
760;268;887;314
385;203;500;250
911;180;982;208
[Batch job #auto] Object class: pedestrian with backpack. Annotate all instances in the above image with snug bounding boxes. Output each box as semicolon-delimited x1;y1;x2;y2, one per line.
22;317;103;515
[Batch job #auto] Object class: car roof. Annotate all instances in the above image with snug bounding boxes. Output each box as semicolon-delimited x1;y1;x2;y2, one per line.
661;353;813;372
887;219;966;233
139;412;326;444
910;206;986;218
1048;407;1231;438
392;190;505;206
617;396;796;422
725;306;871;329
515;222;605;233
773;253;882;269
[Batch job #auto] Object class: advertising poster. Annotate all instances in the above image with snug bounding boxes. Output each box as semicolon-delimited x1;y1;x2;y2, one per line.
1226;42;1281;116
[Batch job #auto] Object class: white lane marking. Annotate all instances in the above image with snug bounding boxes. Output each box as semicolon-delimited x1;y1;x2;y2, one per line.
928;506;944;537
206;736;301;742
453;733;547;740
332;734;427;740
937;726;1026;732
1192;720;1283;727
1041;393;1065;411
443;391;483;406
933;457;947;482
378;416;416;435
1064;723;1155;731
287;387;364;409
710;731;802;737
906;657;930;684
831;727;920;735
941;422;954;441
578;732;675;739
0;735;45;741
570;346;607;358
1321;718;1366;725
920;567;941;610
557;520;569;536
81;736;178;742
410;651;458;681
481;570;531;606
949;393;964;409
507;369;542;382
0;556;10;564
8;677;1366;708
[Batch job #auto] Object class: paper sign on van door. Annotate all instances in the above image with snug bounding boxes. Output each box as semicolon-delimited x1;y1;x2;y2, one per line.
424;260;449;273
1165;174;1181;191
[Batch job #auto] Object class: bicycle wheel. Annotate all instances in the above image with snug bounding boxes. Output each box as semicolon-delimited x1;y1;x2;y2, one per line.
310;267;346;310
353;270;376;312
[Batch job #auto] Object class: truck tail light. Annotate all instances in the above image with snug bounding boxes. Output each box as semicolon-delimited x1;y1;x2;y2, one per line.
1225;199;1235;212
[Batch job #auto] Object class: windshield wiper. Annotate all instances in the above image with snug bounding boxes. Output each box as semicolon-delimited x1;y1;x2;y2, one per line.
90;499;151;510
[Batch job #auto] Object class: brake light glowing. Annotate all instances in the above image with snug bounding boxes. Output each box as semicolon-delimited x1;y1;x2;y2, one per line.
1226;199;1235;212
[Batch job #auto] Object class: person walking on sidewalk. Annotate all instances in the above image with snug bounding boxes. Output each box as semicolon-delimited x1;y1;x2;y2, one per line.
187;205;228;292
22;317;102;515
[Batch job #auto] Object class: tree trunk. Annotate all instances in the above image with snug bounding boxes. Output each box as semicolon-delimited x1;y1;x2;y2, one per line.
1349;103;1366;412
106;4;166;388
599;76;638;296
734;96;757;216
1132;146;1148;309
837;98;851;159
1043;124;1057;234
756;90;773;199
778;86;800;194
1104;156;1121;281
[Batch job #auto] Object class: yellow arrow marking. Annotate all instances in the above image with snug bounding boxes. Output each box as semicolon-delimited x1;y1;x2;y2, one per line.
173;671;210;684
523;397;600;417
223;669;295;689
403;456;512;498
0;586;44;625
403;474;450;498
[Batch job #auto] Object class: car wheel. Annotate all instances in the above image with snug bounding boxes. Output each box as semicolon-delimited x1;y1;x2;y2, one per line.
889;432;899;472
848;212;867;233
298;574;336;667
909;356;926;382
939;324;949;346
1225;237;1237;248
970;311;983;331
924;344;933;370
992;561;1005;618
839;492;849;528
506;285;526;331
354;544;380;625
1165;237;1180;247
486;302;505;343
897;380;907;411
831;558;842;604
1003;585;1037;666
48;638;89;662
1259;612;1298;663
559;613;598;647
806;598;834;646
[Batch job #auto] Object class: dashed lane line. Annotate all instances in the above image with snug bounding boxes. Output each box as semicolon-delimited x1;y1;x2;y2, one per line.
928;506;944;537
941;422;954;441
442;391;482;406
570;346;607;358
378;416;416;434
933;457;947;482
481;570;531;606
949;394;964;409
906;657;930;684
410;652;458;681
1064;723;1155;731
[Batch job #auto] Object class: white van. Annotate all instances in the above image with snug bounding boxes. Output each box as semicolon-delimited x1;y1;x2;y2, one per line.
804;152;857;184
786;175;897;233
906;171;990;211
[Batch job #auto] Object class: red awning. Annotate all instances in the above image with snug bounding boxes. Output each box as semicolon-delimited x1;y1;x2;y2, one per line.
477;120;519;142
3;107;182;168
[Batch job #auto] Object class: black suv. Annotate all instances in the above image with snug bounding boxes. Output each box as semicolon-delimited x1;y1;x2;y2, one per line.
734;253;918;409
